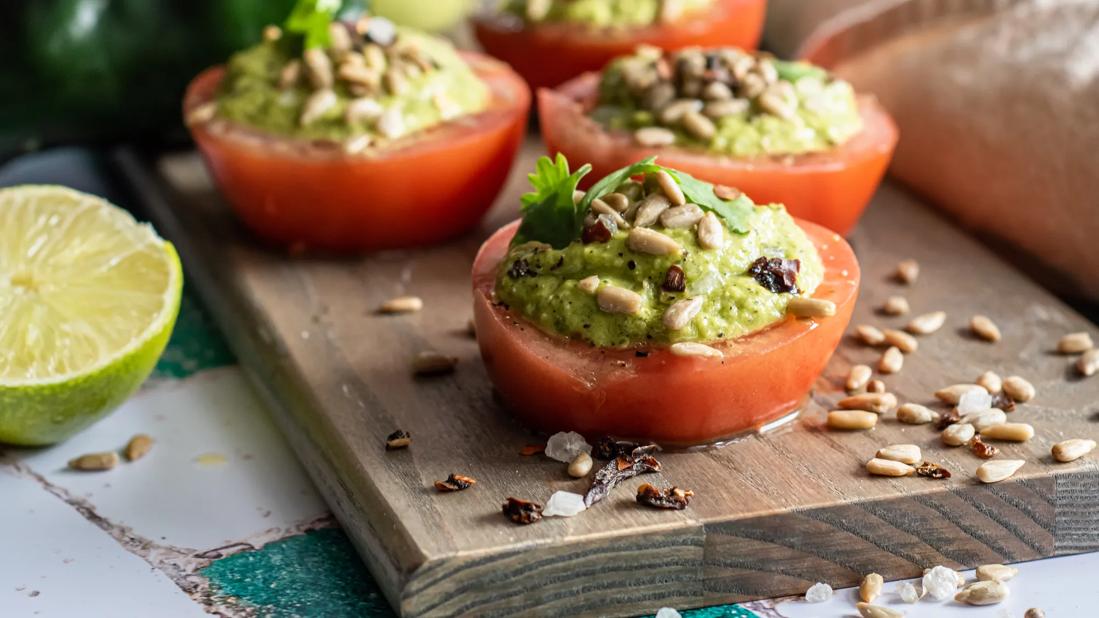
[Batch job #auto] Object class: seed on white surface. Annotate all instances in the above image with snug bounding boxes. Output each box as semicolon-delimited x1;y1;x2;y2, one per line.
855;324;886;346
1052;438;1096;462
976;459;1025;483
980;422;1034;442
970;315;1001;342
1077;349;1099;377
846;364;872;392
883;329;918;353
828;410;878;430
855;602;903;618
906;311;946;335
955;580;1009;605
976;370;1002;394
866;458;913;477
897;403;937;425
545;431;591;463
895;259;919;284
1057;332;1094;354
942;423;976;447
379;295;423;314
124;434;154;462
934;383;984;404
1025;609;1046;618
838;392;897;414
878;346;903;374
876;444;921;465
975;563;1019;582
1002;376;1035;402
670;342;723;359
882;295;910;316
68;452;119;472
542;491;587;517
804;582;833;603
922;565;962;600
859;573;883;603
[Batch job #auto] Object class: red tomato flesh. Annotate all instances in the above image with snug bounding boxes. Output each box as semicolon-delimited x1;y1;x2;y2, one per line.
539;72;898;235
472;0;767;92
472;219;860;446
184;52;530;252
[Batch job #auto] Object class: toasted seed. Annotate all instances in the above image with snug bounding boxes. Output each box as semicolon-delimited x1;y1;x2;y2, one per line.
703;98;750;119
633;194;673;227
602;192;630;213
577;275;600;295
1077;349;1099;377
865;457;912;477
124;434;154;462
379;295;423;314
278;59;302;89
591;199;629;228
895;259;919;284
980;422;1034;442
658;99;703;125
1026;609;1046;618
859;573;883;603
959;408;1006;432
597;285;643;315
867;379;886;393
627;227;681;256
838;392;897;414
681;110;716;140
696;212;724;250
303;48;333;89
758;87;796;119
659;203;704;229
702;80;733;101
975;564;1018;582
955;580;1009;605
970;315;1001;342
663;297;704;330
906;311;946;335
881;295;910;316
652;170;686;205
976;459;1024;483
897;403;938;424
568;451;594;478
1052;438;1097;462
977;370;1002;394
845;365;872;392
634;126;677;147
669;342;722;358
877;444;921;465
855;325;885;346
935;383;985;404
1002;376;1035;402
301;89;338;126
883;329;918;353
828;410;878;430
787;297;836;318
412;351;457;376
855;602;903;618
942;423;976;446
1058;331;1094;354
878;346;903;374
68;452;119;471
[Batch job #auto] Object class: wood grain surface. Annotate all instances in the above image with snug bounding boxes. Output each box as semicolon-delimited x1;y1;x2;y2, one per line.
117;140;1099;617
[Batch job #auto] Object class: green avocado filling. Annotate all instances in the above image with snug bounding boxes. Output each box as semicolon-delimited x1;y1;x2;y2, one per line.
213;19;488;144
494;156;824;348
592;47;863;157
502;0;713;27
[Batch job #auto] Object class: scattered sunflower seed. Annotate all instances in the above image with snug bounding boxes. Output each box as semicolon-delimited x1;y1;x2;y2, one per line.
124;434;154;462
577;275;601;295
970;315;1001;342
1002;375;1035;402
68;452;119;472
935;383;985;405
385;430;411;450
955;580;1008;605
627;227;681;256
855;324;886;346
867;379;886;393
980;422;1034;442
379;295;423;314
895;259;919;284
1077;349;1099;377
1052;438;1096;462
960;408;1006;432
633;194;673;227
652;170;686;205
878;346;903;374
858;573;883;603
663;297;704;330
876;444;921;465
659;203;704;229
837;392;897;414
696;212;724;250
866;457;913;477
976;459;1024;483
597;285;644;315
975;563;1018;582
1057;331;1094;354
845;364;872;392
883;329;918;353
942;423;976;447
1025;609;1046;618
882;295;910;316
828;410;878;430
906;311;946;335
897;403;937;424
976;370;1002;394
411;351;457;376
855;602;903;618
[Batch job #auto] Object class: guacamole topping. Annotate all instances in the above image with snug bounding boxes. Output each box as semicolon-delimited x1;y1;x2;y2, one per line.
592;46;863;157
494;156;824;348
212;17;489;146
503;0;713;27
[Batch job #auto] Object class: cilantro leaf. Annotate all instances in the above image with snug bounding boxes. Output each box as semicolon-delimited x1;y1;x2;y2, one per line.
284;0;341;49
513;154;592;249
664;168;754;234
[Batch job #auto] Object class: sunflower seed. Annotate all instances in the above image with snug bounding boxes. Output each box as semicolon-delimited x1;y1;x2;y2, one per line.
1052;438;1096;462
658;99;704;125
597;285;643;315
878;346;903;374
702;81;733;101
328;22;352;52
303;48;334;89
897;403;938;424
1058;331;1094;354
383;68;408;96
955;580;1008;605
855;602;903;618
634;126;677;147
627;227;681;256
602;192;630;213
591;198;629;228
845;365;872;392
669;342;722;358
633;194;672;227
681;110;716;140
907;311;946;335
1078;349;1099;377
859;573;883;603
68;452;119;471
652;170;686;205
758;85;796;119
883;329;918;353
877;444;921;465
659;203;704;229
828;410;878;430
697;212;724;250
980;422;1033;442
855;325;885;346
663;297;703;330
787;297;836;318
338;63;382;88
1002;376;1035;402
838;392;897;414
300;89;338;126
867;379;886;393
942;423;976;446
712;184;742;201
977;370;1002;394
278;59;302;89
882;295;909;316
895;259;919;284
124;434;154;462
568;451;593;478
703;98;750;119
934;383;984;404
970;315;1001;342
379;295;423;314
412;351;457;376
186;102;218;126
865;457;912;477
1026;609;1046;618
577;276;600;295
975;564;1019;582
976;459;1024;483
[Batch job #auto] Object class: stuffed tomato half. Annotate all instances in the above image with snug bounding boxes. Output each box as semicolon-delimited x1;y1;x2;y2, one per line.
473;155;859;446
473;0;766;91
184;15;529;252
539;46;898;235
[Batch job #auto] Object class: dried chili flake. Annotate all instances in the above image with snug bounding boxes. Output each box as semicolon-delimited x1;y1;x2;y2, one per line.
636;483;694;510
584;445;662;507
991;391;1016;412
592;436;648;460
662;265;686;292
434;474;476;492
519;444;545;457
915;461;952;480
968;435;999;459
385;430;411;450
582;215;617;244
935;407;961;430
507;258;537;279
502;497;543;525
747;257;800;294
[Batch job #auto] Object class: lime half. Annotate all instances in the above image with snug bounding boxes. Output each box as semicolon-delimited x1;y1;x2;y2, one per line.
0;185;183;446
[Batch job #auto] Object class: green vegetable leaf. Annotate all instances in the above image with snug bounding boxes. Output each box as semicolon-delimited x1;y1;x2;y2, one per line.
284;0;341;49
513;154;592;249
664;168;755;234
774;59;827;83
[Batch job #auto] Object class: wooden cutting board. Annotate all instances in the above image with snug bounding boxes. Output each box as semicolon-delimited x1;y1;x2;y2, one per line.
117;141;1098;617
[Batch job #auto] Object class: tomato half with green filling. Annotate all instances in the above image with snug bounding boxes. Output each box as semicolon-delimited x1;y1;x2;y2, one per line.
183;52;529;252
539;72;898;235
472;219;859;447
472;0;767;92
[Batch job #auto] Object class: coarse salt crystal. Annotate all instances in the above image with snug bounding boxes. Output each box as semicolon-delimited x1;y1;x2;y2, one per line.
542;491;586;517
545;431;592;463
655;608;681;618
957;388;993;414
899;581;920;603
923;565;961;600
804;582;833;603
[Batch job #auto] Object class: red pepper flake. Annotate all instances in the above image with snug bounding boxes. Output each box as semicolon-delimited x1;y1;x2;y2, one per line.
585;445;662;507
519;444;545;457
662;265;686;293
385;430;411;450
991;391;1017;412
636;483;694;510
935;407;961;430
582;215;617;244
968;435;999;459
502;497;543;525
434;474;476;492
592;436;648;460
747;257;800;294
915;461;952;479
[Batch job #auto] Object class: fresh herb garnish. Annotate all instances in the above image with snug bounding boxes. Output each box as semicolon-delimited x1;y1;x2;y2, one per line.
664;168;754;233
284;0;341;49
513;154;592;249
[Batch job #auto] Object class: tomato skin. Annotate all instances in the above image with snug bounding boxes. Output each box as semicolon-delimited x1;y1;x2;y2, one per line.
183;52;530;252
472;220;859;446
472;0;767;92
539;72;898;235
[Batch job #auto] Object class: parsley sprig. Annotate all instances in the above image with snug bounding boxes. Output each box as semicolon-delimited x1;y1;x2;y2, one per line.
283;0;367;50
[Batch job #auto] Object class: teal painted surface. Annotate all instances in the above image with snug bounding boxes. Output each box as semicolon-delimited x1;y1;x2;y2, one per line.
680;606;759;617
154;285;235;379
203;527;394;617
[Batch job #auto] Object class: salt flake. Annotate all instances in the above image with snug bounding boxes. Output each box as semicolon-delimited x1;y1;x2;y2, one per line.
545;431;592;463
804;582;833;603
922;565;961;600
542;491;586;517
655;608;681;618
899;581;921;603
957;388;993;414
